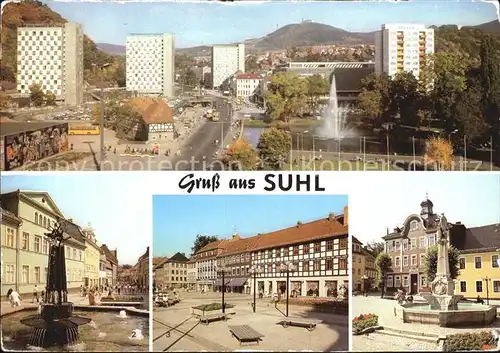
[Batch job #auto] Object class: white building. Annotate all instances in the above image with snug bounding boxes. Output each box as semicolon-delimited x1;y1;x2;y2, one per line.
17;23;84;106
234;73;261;99
187;258;197;291
212;44;245;89
126;33;175;97
375;24;434;78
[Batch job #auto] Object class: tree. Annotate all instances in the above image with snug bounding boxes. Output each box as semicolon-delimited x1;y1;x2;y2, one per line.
257;128;291;170
113;104;148;141
375;253;392;297
265;72;308;122
425;136;454;170
306;74;329;113
357;73;393;128
245;55;260;73
221;139;259;171
390;71;421;127
191;234;218;256
422;245;460;283
183;69;198;87
366;241;385;258
0;92;12;109
45;90;56;106
29;84;45;107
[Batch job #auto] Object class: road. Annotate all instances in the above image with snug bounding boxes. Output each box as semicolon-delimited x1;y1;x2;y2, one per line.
167;97;233;171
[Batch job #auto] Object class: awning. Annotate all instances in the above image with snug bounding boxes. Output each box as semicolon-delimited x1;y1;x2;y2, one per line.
229;277;248;287
215;278;231;286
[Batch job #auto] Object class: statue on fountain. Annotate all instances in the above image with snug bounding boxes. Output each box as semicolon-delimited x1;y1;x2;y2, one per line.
20;221;91;348
420;214;463;310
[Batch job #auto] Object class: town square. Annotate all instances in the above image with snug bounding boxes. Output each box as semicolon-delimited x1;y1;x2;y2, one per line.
152;194;349;351
0;175;150;351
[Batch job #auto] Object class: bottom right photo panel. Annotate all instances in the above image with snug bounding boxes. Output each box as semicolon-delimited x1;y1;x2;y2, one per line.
350;173;500;352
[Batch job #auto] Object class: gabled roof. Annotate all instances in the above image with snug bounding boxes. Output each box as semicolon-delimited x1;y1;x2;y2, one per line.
1;189;65;218
220;234;262;257
127;97;174;124
101;244;118;265
169;252;189;262
197;239;226;253
460;223;500;252
1;207;22;224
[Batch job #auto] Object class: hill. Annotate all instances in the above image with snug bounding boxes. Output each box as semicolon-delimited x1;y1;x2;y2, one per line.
465;20;500;35
97;43;125;55
1;0;121;86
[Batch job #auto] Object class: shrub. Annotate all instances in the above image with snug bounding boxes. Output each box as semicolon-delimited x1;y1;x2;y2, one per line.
192;302;235;311
275;297;348;312
352;313;378;333
101;295;144;301
443;331;495;352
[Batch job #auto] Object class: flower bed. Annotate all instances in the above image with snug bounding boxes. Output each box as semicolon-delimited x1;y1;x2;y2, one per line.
101;295;144;302
443;332;495;352
191;303;236;316
352;314;378;334
276;298;348;314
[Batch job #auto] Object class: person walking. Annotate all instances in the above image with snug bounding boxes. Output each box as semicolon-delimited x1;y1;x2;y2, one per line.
32;285;40;303
9;289;22;307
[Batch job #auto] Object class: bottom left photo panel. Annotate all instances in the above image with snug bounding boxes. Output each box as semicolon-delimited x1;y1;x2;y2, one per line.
0;174;151;352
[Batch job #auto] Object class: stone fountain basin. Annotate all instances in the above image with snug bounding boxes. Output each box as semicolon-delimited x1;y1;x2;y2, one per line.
397;302;497;327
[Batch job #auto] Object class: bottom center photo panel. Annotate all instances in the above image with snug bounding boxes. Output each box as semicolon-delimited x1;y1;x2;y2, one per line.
152;195;350;352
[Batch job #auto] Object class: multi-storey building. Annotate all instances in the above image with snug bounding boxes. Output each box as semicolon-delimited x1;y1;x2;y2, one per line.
136;246;149;288
375;23;434;78
187;257;197;291
249;209;349;298
101;244;118;286
195;240;227;292
352;236;376;292
81;224;101;288
233;73;261;100
17;23;84;105
99;249;107;287
126;33;175;97
212;44;245;89
1;190;85;295
153;252;189;289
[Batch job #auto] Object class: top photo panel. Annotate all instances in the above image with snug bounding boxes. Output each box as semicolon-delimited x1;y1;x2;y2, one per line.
1;0;499;172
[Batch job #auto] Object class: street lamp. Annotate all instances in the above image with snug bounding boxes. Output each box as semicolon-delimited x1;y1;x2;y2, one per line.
217;265;229;313
484;276;491;305
92;62;112;171
279;261;297;317
250;265;263;313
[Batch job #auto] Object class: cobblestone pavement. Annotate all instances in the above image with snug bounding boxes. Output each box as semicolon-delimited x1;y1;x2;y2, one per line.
352;333;440;351
153;291;348;352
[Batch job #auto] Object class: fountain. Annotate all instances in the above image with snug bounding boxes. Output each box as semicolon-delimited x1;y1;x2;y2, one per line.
397;214;497;327
118;310;128;319
20;222;91;347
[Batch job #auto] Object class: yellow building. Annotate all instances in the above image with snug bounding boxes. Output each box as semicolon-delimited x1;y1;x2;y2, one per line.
352;236;377;292
454;223;500;300
1;190;86;295
81;224;101;288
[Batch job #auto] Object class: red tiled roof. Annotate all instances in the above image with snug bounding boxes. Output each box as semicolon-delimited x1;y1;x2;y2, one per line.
197;239;227;253
236;73;261;80
220;234;263;256
127;97;174;124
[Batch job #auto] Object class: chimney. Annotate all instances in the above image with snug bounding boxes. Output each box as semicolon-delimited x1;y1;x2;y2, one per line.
328;212;335;221
386;227;389;235
455;222;461;225
296;221;302;227
394;227;399;233
343;206;348;226
232;233;240;241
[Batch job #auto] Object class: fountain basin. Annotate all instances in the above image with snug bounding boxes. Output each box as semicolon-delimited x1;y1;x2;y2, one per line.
1;307;149;352
397;302;497;327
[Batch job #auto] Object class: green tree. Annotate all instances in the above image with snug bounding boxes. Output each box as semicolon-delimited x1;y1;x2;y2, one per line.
257;128;291;170
45;90;56;106
306;74;329;113
391;71;421;127
29;84;45;107
183;69;198;87
222;139;259;171
245;55;260;73
357;73;392;128
265;72;308;122
191;234;218;256
366;241;385;258
423;245;460;283
375;253;392;297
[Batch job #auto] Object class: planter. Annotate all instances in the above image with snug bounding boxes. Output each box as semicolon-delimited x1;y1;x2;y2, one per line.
352;314;379;334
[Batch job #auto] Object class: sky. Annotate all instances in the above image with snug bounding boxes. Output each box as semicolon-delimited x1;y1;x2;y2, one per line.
348;173;500;245
152;195;348;258
43;0;499;48
1;174;151;265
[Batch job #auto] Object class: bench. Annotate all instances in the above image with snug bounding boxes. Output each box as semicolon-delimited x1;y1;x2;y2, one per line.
199;312;227;325
229;325;264;346
279;318;321;331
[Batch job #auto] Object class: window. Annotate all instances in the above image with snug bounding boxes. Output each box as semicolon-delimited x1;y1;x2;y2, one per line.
428;234;436;247
42;239;48;254
22;232;29;250
326;240;333;251
293;246;299;255
460;281;467;293
420;275;426;287
22;265;29;283
339;238;348;249
403;239;408;251
34;266;41;283
79;251;82;261
73;249;76;259
303;245;309;254
410;238;416;250
459;258;466;269
326;259;333;270
6;228;15;247
387;242;393;252
387;276;394;287
411;255;417;266
314;243;321;253
303;262;309;272
395;241;401;251
493;281;500;293
476;280;483;293
5;264;15;283
313;260;320;271
267;264;272;273
339;258;347;270
395;257;400;267
492;255;499;268
395;276;401;288
475;256;482;269
34;236;41;252
403;256;408;266
38;215;43;225
403;276;409;287
276;249;281;257
43;217;47;228
357;268;361;275
419;236;426;249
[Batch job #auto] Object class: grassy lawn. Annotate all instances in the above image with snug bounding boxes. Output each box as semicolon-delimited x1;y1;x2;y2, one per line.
243;118;320;128
284;160;400;171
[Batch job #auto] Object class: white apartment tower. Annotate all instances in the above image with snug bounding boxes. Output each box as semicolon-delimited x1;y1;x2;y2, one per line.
126;33;175;97
375;24;434;78
212;44;245;89
17;23;84;106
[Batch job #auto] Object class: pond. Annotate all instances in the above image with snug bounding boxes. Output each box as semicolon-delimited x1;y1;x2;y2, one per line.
1;310;149;352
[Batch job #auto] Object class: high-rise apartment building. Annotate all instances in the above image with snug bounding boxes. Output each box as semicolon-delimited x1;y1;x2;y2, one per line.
375;24;434;78
126;33;175;97
211;44;245;89
17;23;84;106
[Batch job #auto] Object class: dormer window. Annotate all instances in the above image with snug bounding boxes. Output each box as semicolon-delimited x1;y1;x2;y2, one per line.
410;220;418;231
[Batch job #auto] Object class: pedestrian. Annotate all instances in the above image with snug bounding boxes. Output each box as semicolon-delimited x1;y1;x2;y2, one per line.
9;289;22;307
32;284;39;303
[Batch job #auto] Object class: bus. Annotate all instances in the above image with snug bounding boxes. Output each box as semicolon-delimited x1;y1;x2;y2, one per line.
68;124;100;135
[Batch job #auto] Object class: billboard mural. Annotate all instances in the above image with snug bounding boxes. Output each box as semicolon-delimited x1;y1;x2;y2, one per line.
3;123;70;171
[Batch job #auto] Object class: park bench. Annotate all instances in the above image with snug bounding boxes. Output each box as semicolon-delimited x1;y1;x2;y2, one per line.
199;312;227;325
279;318;321;331
229;325;264;346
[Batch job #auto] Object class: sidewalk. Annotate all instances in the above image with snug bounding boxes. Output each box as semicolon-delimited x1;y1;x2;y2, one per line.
1;293;92;316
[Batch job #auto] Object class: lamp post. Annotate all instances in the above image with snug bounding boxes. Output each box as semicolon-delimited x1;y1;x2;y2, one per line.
217;265;229;313
92;63;111;171
412;136;416;171
250;265;263;313
484;276;491;305
279;261;297;317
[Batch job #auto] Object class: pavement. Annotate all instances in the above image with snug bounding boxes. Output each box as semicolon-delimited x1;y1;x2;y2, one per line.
1;293;89;316
152;291;348;352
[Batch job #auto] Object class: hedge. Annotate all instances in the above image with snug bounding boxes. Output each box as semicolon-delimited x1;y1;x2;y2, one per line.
192;303;235;311
443;331;495;352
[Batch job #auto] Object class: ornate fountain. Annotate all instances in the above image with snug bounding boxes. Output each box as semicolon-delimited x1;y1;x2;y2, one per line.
420;215;463;310
20;221;91;347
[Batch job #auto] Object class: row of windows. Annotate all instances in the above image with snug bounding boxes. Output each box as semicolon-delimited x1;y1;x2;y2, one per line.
386;234;436;252
459;255;499;270
3;264;84;284
458;280;500;293
387;274;426;288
